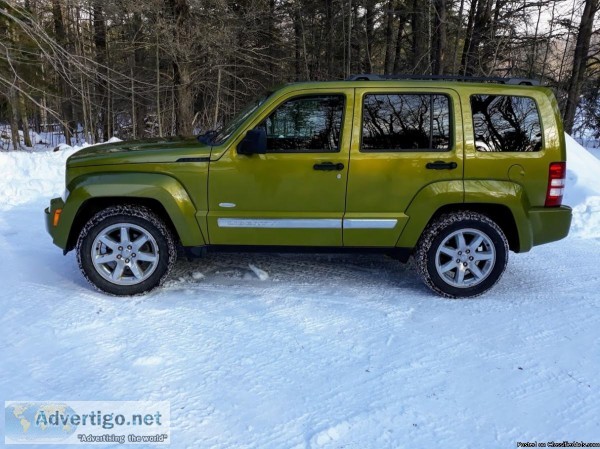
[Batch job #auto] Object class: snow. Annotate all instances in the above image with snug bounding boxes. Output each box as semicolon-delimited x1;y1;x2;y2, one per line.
105;137;124;144
564;134;600;239
1;135;599;448
248;263;270;281
0;137;122;211
0;147;77;210
564;134;600;205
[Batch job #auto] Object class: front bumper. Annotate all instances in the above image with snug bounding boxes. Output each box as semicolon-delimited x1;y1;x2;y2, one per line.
44;197;66;250
529;205;573;247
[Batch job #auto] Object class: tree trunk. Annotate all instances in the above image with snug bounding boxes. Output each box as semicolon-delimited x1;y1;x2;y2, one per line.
563;0;599;134
462;0;494;75
452;0;465;74
431;0;447;75
383;0;396;75
213;68;222;129
528;2;543;78
173;61;194;135
79;73;91;143
8;88;21;151
164;0;194;135
557;1;578;87
294;3;302;81
155;34;163;138
51;0;72;144
268;0;276;80
540;0;557;81
17;87;32;147
40;94;48;136
131;12;146;139
325;0;335;77
460;0;478;75
392;5;408;74
351;3;362;74
93;0;109;141
411;0;428;73
347;0;352;77
363;0;375;73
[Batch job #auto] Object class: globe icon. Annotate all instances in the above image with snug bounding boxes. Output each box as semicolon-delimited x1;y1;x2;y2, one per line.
5;403;78;442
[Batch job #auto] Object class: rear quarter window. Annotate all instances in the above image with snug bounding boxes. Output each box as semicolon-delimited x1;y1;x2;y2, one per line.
471;94;542;152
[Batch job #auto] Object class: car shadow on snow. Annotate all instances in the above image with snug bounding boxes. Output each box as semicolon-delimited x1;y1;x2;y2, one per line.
163;252;426;296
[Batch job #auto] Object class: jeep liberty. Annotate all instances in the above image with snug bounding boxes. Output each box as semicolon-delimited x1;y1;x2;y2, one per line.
45;75;572;298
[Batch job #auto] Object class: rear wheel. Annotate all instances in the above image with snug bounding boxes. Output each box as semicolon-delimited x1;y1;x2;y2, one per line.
415;211;509;298
76;205;177;295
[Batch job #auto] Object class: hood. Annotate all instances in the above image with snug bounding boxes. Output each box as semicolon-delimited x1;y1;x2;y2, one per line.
67;136;212;167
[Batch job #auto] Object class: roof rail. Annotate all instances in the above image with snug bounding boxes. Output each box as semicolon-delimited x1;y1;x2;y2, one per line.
346;74;540;86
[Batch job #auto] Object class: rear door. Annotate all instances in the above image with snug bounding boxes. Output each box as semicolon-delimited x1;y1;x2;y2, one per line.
344;87;464;246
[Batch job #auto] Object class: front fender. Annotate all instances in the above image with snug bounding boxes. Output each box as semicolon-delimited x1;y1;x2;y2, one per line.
54;172;206;249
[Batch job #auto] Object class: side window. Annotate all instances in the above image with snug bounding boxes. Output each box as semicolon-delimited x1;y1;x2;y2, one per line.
471;95;542;152
361;94;451;152
261;95;344;153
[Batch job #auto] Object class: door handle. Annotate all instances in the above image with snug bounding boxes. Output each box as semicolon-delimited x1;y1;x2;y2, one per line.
426;161;458;170
314;162;344;171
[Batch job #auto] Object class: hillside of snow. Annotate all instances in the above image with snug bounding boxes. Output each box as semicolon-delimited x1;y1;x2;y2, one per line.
0;135;599;448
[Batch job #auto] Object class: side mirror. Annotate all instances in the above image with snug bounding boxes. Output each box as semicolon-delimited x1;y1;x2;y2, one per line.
237;128;267;155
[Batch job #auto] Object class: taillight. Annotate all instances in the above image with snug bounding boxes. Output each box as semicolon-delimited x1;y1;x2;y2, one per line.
545;162;566;207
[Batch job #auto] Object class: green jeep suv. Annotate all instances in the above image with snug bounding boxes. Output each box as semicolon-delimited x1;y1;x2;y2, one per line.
45;76;572;298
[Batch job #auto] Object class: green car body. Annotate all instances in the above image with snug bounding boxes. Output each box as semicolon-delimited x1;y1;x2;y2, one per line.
45;79;572;297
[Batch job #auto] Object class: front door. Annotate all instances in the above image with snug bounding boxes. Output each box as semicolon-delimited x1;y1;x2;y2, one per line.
207;90;354;246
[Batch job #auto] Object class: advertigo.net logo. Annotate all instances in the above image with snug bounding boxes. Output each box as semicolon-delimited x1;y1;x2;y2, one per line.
5;400;170;445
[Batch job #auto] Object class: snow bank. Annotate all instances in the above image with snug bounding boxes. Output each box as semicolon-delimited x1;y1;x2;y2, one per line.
0;135;598;238
564;134;600;204
0;147;78;210
565;134;600;239
0;138;122;211
571;197;600;239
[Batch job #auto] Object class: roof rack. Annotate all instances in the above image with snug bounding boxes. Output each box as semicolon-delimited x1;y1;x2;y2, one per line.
346;74;540;86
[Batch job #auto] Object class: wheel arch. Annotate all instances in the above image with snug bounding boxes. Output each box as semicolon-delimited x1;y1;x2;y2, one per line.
58;172;207;252
65;197;180;253
396;179;532;253
425;203;520;252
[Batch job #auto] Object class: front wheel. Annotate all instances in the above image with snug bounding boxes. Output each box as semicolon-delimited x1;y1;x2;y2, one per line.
76;205;177;295
415;212;509;298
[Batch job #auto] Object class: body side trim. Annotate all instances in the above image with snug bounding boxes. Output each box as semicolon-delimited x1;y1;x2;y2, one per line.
343;219;398;229
216;218;400;229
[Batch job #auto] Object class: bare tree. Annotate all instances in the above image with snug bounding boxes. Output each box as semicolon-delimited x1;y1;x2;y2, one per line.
563;0;600;133
1;0;600;147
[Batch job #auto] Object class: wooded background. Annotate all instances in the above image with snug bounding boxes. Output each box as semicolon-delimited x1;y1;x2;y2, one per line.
1;0;599;150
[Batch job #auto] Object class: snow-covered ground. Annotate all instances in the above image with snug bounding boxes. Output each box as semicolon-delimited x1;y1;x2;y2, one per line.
1;136;600;448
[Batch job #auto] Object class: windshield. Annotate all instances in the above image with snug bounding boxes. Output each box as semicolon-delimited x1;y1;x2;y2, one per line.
210;93;271;144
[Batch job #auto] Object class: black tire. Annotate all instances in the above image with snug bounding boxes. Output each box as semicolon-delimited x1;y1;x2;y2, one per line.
415;211;509;298
76;205;177;296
